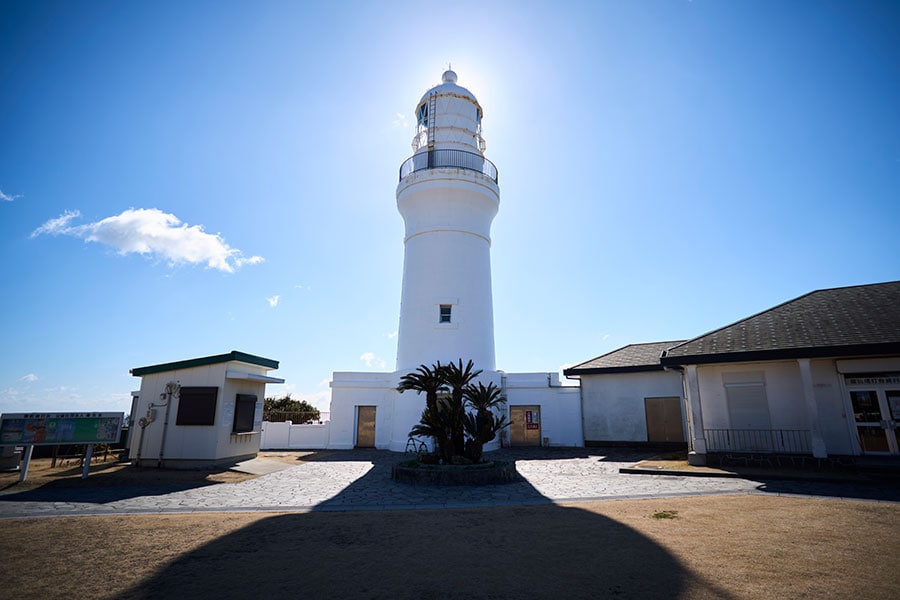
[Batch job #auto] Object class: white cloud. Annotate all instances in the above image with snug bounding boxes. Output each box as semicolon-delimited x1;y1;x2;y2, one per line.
19;374;38;383
387;331;398;339
392;112;408;128
1;188;22;202
267;294;280;307
235;256;265;268
317;379;329;387
601;333;610;341
359;352;387;369
30;208;263;273
30;209;81;237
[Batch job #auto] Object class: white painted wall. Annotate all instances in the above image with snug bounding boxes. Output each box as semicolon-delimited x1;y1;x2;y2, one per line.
580;370;685;443
395;170;499;372
261;421;330;450
504;373;583;447
809;359;854;455
694;359;857;455
697;362;801;432
328;372;399;450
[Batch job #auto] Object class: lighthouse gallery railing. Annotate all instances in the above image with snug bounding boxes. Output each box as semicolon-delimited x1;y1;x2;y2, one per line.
399;149;498;184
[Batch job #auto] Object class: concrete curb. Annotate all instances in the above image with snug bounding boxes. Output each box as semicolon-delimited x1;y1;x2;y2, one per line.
619;466;885;485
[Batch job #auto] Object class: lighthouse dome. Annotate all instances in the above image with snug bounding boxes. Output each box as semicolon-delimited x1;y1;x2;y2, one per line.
418;69;479;105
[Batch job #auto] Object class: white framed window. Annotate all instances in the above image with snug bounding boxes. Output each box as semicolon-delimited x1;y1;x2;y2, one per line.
439;304;452;323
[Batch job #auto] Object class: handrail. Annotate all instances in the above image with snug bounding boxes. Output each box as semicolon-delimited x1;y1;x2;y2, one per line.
399;148;498;183
704;428;812;454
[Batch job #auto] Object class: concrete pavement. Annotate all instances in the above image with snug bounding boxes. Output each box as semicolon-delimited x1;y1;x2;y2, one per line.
1;447;897;518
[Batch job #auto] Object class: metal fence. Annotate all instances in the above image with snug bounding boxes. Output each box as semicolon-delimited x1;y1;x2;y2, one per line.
704;429;812;454
399;148;499;183
264;411;329;425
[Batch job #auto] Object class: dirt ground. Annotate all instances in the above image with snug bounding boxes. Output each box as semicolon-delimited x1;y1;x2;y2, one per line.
1;458;898;600
0;452;326;493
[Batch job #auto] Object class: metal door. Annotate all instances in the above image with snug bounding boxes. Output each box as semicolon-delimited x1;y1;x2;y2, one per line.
644;397;685;443
509;405;541;446
356;406;376;448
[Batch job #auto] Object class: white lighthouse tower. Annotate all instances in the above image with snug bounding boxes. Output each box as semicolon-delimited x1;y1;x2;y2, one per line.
395;69;500;371
327;71;583;451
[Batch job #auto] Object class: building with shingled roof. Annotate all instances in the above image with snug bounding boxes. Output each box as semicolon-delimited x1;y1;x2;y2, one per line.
658;281;900;465
565;342;687;446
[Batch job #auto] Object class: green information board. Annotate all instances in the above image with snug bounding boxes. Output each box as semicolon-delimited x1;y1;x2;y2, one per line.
0;412;124;446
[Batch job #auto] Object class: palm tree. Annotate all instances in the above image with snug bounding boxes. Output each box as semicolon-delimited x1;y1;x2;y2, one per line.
409;401;457;462
442;359;482;458
397;362;447;411
463;382;509;462
403;359;508;464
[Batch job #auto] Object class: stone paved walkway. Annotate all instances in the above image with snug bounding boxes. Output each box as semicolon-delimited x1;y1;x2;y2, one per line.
1;447;897;518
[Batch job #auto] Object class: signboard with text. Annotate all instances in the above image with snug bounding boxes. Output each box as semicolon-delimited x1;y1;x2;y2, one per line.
525;409;540;430
0;412;124;446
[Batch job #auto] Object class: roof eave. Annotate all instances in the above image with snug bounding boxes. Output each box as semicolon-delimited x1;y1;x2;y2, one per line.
659;342;900;366
131;351;279;377
563;364;667;376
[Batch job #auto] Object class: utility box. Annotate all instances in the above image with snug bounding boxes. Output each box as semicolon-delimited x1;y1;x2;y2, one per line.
129;351;284;469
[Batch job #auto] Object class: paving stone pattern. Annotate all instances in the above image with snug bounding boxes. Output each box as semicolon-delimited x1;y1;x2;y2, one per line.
1;448;897;518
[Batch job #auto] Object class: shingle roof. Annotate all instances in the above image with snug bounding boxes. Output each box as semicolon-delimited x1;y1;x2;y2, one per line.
564;341;686;375
661;281;900;365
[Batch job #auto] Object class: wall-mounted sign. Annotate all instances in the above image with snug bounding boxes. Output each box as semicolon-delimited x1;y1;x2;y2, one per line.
0;412;124;446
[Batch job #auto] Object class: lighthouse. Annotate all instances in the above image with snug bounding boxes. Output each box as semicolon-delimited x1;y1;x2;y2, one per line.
395;69;500;371
330;69;564;453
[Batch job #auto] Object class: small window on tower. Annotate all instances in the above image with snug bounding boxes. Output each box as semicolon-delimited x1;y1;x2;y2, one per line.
439;305;452;323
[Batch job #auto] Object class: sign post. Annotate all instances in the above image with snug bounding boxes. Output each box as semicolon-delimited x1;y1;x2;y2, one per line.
19;445;34;483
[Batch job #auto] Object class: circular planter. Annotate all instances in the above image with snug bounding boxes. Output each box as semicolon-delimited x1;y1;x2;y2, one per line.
392;460;520;486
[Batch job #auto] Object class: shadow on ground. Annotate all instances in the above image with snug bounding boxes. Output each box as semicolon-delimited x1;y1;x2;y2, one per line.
0;463;235;504
120;451;735;600
751;477;900;501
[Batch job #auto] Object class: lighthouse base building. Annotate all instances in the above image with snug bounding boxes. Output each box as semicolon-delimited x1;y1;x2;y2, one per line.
328;371;582;452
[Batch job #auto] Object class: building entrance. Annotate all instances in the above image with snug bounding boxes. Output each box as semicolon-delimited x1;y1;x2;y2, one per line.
644;397;685;443
356;406;376;448
509;406;541;446
845;374;900;455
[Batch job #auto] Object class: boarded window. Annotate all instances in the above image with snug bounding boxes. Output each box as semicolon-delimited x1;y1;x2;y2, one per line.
175;387;218;426
725;383;771;430
233;394;257;433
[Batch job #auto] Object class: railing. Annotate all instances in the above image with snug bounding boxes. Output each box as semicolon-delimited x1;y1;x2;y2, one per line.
264;411;329;424
399;148;498;183
704;429;812;454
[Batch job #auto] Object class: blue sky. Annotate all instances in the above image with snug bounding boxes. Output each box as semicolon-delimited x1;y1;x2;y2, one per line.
2;0;898;415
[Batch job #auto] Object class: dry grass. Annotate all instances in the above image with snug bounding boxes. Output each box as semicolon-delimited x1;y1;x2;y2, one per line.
0;456;255;492
1;495;897;599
